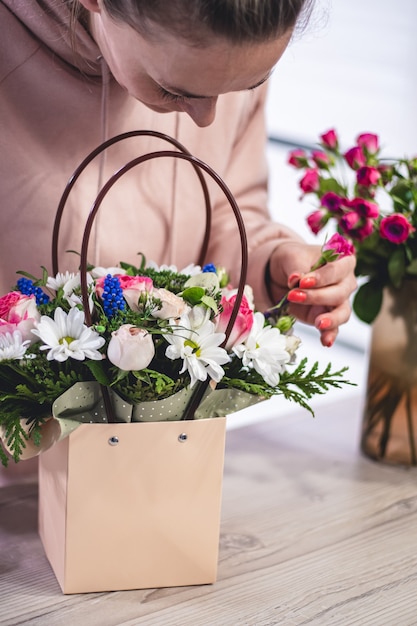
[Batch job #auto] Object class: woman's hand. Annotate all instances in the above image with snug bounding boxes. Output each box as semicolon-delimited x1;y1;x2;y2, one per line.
267;240;357;347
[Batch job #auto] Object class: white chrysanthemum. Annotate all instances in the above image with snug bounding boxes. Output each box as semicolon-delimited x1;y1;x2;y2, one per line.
179;263;201;276
46;271;77;291
146;260;201;276
31;307;105;362
232;312;291;387
90;266;127;278
49;272;94;311
0;331;31;361
165;314;229;388
146;260;178;272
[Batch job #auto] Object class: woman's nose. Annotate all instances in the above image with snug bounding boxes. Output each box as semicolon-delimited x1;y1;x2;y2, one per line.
180;97;218;127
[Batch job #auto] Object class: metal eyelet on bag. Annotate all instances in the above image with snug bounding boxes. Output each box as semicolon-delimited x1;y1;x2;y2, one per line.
178;433;188;442
108;436;119;446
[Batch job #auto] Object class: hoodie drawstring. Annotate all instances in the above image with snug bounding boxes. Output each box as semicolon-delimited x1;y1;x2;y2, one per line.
90;55;110;265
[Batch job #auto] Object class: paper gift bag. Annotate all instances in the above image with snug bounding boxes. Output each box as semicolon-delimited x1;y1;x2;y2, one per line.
38;417;226;594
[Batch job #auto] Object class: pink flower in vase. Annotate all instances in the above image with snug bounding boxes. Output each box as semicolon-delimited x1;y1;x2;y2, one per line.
348;197;379;219
299;168;320;193
344;146;366;170
357;166;381;187
380;214;415;244
356;133;379;155
312;150;332;168
340;212;375;242
320;191;345;215
307;208;328;234
288;149;309;168
320;129;339;150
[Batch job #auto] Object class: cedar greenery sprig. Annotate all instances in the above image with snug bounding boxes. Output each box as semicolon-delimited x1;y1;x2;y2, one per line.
222;358;353;416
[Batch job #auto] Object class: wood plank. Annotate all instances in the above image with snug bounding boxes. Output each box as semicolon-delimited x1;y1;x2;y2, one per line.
1;394;417;625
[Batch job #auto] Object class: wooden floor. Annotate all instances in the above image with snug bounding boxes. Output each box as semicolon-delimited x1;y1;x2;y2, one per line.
2;393;417;626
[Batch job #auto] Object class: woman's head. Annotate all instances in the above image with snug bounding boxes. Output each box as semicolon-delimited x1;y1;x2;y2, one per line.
76;0;313;126
98;0;312;43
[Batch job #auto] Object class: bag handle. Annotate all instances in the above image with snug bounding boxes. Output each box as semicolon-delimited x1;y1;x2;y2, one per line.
52;130;213;273
52;132;249;420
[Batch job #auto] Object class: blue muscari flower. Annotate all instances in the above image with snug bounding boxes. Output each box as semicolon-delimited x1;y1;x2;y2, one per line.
202;263;216;273
16;277;50;305
102;274;125;318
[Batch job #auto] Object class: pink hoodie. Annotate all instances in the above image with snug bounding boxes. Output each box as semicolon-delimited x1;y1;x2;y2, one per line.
0;0;301;310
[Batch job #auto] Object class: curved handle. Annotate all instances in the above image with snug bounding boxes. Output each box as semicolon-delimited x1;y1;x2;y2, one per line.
78;150;248;342
52;130;212;274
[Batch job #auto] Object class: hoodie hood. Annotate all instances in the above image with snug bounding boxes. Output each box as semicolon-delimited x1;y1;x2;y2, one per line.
2;0;102;76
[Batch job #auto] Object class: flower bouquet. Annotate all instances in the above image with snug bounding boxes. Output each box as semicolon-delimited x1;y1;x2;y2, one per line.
288;128;417;324
0;253;350;467
288;130;417;466
0;130;352;592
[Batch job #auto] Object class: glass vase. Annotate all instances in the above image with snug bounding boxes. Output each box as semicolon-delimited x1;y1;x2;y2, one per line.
361;280;417;466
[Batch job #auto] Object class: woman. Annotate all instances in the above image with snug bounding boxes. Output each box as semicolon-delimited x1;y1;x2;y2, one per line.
0;0;356;353
0;0;357;482
0;0;355;346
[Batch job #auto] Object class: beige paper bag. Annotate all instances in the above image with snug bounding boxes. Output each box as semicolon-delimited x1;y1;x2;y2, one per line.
38;417;226;594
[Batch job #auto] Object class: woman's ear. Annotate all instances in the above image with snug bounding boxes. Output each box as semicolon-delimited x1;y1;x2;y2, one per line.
77;0;101;13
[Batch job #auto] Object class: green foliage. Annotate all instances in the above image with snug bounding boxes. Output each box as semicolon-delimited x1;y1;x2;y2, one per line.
353;280;384;324
221;358;354;417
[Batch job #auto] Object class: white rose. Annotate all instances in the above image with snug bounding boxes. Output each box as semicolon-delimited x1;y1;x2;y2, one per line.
152;288;187;320
107;325;155;371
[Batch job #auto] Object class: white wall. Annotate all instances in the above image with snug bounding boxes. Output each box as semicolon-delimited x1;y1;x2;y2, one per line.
265;0;417;350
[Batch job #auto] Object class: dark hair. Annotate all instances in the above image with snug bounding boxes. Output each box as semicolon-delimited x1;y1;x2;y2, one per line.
73;1;313;44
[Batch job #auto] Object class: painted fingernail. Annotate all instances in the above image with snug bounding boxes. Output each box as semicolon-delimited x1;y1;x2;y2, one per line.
287;289;307;303
288;273;301;287
317;317;332;330
299;276;316;289
324;338;334;348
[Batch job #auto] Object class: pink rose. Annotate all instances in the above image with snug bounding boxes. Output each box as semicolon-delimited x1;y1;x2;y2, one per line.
348;197;379;219
356;133;379;155
216;293;254;350
107;325;155;371
320;129;338;150
320;191;344;214
307;208;327;234
323;233;355;258
299;169;320;193
340;213;374;242
0;292;40;343
288;149;308;168
380;214;415;244
355;220;375;241
344;147;366;170
356;166;381;187
312;150;331;168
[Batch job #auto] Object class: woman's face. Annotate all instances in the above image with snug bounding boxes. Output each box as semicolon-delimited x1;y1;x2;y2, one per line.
88;3;292;127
